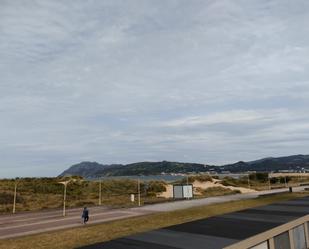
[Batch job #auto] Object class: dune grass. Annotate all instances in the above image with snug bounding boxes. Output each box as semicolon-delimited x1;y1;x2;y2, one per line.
199;186;241;197
0;178;168;213
0;192;308;249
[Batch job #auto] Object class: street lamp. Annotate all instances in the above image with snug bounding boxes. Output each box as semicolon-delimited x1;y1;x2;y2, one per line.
58;180;70;217
12;178;18;214
137;179;141;207
99;180;102;206
186;174;190;200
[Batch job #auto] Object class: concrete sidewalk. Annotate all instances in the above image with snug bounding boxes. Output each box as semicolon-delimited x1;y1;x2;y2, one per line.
138;186;306;212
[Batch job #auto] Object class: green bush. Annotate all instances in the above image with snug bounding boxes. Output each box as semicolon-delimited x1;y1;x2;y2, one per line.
0;192;23;204
147;181;166;194
221;177;241;187
179;174;213;184
249;173;269;182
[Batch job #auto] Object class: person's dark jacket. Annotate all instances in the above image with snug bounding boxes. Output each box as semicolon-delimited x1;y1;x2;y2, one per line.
82;209;89;218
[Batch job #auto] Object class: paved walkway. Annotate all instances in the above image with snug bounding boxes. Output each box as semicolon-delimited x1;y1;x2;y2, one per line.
0;186;305;240
138;187;305;212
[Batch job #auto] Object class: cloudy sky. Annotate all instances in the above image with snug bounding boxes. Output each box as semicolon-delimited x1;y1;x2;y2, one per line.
1;0;309;177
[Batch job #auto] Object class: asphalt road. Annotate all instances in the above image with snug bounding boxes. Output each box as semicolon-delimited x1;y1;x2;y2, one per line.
0;186;305;240
0;206;152;239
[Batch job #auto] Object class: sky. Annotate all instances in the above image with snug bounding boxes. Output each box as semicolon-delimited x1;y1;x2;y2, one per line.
1;0;309;178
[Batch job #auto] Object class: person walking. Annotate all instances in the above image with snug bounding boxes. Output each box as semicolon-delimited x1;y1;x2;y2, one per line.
82;207;89;224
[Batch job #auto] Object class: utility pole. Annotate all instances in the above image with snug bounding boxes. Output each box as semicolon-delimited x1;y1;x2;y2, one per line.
268;174;271;190
285;176;287;188
13;179;17;214
247;174;250;189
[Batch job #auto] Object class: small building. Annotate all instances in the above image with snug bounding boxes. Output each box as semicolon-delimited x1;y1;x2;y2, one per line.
173;184;193;199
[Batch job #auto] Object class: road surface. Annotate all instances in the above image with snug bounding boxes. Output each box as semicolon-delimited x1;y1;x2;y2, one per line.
0;186;305;240
0;206;152;239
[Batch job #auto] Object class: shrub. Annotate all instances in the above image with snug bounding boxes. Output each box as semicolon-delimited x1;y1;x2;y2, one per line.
249;173;269;182
147;181;166;194
0;192;24;204
179;174;213;184
221;177;241;187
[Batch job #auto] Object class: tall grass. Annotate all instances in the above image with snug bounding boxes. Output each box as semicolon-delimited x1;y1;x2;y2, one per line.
0;177;168;213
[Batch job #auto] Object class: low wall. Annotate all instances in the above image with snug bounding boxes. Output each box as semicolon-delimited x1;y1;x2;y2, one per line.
223;214;309;249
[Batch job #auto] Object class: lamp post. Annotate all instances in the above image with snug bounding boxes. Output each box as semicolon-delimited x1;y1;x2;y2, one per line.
99;180;102;206
186;174;189;200
12;179;17;214
58;180;70;217
137;179;141;207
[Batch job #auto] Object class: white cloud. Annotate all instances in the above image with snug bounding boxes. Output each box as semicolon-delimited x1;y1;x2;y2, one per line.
159;109;286;128
1;0;309;177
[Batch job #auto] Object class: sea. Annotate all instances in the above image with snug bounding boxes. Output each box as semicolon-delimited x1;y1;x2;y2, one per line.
92;173;246;182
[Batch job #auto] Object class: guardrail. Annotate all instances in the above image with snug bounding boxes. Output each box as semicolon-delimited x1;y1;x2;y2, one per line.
223;214;309;249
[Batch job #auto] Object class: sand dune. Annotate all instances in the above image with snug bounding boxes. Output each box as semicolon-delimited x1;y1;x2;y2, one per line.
157;178;256;198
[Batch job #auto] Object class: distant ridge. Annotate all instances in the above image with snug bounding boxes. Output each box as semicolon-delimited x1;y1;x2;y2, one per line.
59;154;309;178
221;154;309;172
59;161;207;178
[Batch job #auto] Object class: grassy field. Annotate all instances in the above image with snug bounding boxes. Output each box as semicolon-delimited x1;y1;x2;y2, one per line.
0;175;252;213
1;174;309;214
198;186;241;197
0;177;168;213
0;192;308;249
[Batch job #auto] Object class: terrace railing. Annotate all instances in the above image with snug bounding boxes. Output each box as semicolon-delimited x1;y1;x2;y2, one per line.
223;214;309;249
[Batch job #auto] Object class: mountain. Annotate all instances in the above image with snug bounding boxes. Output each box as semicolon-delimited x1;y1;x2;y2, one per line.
99;161;208;176
59;161;209;178
59;162;121;178
59;154;309;178
222;154;309;172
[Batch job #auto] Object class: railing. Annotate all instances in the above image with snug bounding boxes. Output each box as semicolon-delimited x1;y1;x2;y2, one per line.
223;214;309;249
